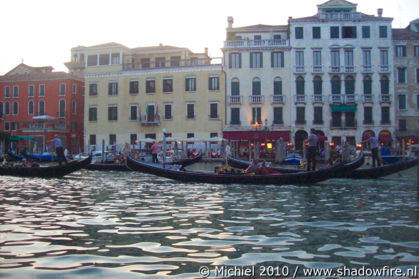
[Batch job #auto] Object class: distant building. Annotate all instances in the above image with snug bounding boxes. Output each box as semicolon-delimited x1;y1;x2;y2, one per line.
67;42;225;151
392;18;419;145
0;64;84;154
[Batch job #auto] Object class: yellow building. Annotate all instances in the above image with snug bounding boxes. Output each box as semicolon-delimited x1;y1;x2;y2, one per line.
67;42;225;151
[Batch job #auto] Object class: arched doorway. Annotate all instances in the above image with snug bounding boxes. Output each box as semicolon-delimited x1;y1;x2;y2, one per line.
379;130;392;147
295;130;308;152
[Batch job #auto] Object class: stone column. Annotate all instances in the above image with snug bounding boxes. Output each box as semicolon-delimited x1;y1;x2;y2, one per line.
324;141;330;163
255;141;260;160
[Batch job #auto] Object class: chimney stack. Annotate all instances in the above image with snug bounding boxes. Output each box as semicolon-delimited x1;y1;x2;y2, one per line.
227;16;234;28
377;8;383;17
204;47;208;55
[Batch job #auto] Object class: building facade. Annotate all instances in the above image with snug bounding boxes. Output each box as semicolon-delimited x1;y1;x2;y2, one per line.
0;64;84;154
392;19;419;144
67;43;225;151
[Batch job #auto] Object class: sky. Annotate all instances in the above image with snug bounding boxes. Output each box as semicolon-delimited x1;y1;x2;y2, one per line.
0;0;418;75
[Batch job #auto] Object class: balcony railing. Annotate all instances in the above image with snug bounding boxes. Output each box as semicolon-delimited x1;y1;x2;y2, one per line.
249;95;264;104
312;95;324;104
379;94;392;103
123;57;221;71
344;66;355;73
295;65;305;73
344;94;358;103
318;12;362;21
362;65;373;73
379;65;390;72
294;94;306;104
228;95;242;105
224;39;289;49
312;65;323;73
330;66;341;73
329;95;344;104
330;120;357;129
139;114;161;125
271;95;286;104
362;94;374;103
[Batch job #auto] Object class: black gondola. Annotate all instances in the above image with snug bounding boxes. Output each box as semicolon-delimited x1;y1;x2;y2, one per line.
84;152;203;172
0;156;92;178
126;152;364;185
228;155;419;179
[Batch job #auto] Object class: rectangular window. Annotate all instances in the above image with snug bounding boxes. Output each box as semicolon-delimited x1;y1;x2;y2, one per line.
111;53;120;65
342;26;357;38
4;102;10;115
344;49;354;67
231;80;240;95
271;52;284;68
28;101;34;114
295;27;303;39
398;68;406;84
398;94;407;110
229;53;242;68
252;80;261;95
362;26;370;38
13;86;19;98
141;58;150;69
12;102;18;115
379;26;388;38
209;76;219;91
331;50;340;67
72;84;77;94
146;79;156;93
364;107;373;124
273;107;283;124
186;103;195;119
417;68;419;83
130;134;137;145
296;107;305;124
273;34;281;40
170;56;181;67
313;50;322;66
185;76;196;92
163;78;173;93
99;53;110;65
332;111;341;127
274;80;282;95
59;83;66;96
109;134;116;145
313;107;323;124
155;57;165;67
295;51;304;66
39;84;45;96
4;86;10;98
381;107;390;124
89;83;98;96
330;26;339;39
254;35;262;41
399;119;407;131
108;105;118;121
108;81;118;96
230;108;240;125
345;112;355;127
164;103;172;120
28;85;34;97
11;122;19;131
87;55;97;66
88;106;97;122
415;45;419;57
210;103;218;119
146;104;155;121
4;122;10;131
417;94;419;109
380;49;389;66
362;49;371;67
72;101;76;114
250;52;263;68
252;107;262;124
396;46;407;57
312;26;321;39
129;104;138;120
89;135;96;146
129;80;139;94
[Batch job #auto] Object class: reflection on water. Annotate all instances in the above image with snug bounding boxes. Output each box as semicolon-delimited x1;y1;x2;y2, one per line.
0;165;418;278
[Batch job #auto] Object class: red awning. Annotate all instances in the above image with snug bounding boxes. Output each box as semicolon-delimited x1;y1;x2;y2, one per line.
223;131;290;141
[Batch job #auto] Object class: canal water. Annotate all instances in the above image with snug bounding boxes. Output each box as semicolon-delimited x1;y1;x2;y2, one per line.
0;164;418;278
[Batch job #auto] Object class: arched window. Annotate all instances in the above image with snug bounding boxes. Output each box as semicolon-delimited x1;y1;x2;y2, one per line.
252;77;261;95
331;75;341;94
4;102;10;115
296;76;305;95
273;77;282;95
313;76;322;95
28;101;34;115
12;102;18;115
363;75;372;95
59;99;66;118
72;101;77;114
231;78;240;95
39;100;45;115
345;75;355;94
380;75;389;94
0;102;3;117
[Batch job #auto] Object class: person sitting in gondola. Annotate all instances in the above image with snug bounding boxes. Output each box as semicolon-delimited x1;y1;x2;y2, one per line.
243;159;259;174
257;160;274;174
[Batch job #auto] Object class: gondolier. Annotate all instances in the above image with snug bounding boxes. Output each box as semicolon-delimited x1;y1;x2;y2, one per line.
306;128;319;171
363;135;381;167
50;135;67;165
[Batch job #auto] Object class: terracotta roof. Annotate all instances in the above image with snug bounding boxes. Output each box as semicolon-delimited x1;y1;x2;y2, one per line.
392;28;419;40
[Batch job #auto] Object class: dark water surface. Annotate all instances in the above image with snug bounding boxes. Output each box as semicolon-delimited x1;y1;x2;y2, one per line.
0;164;418;278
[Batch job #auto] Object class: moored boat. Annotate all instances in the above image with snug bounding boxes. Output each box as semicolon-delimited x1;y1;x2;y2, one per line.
23;152;57;162
0;156;92;178
228;156;301;173
126;152;364;185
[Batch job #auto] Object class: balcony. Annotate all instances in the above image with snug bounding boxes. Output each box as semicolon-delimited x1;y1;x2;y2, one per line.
295;65;305;73
312;95;324;104
379;94;392;103
228;95;242;105
271;95;286;104
344;66;355;73
139;114;161;126
223;39;289;49
329;95;344;104
294;94;306;104
362;65;373;73
362;94;374;103
318;11;362;21
249;95;264;104
22;122;68;132
344;94;358;104
379;65;390;73
330;120;357;129
330;66;341;73
123;57;221;71
312;65;323;73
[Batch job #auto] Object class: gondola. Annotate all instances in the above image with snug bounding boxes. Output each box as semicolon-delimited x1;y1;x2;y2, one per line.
126;152;364;185
8;152;25;160
0;156;92;178
84;152;203;172
23;152;57;162
227;156;302;173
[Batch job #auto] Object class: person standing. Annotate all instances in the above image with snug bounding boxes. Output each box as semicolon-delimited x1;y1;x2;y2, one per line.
365;135;381;167
306;128;319;171
224;142;231;163
151;141;160;163
50;135;67;165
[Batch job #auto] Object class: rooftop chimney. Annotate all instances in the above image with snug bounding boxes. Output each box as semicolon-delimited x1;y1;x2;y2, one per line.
204;47;208;55
227;16;234;28
377;8;383;17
